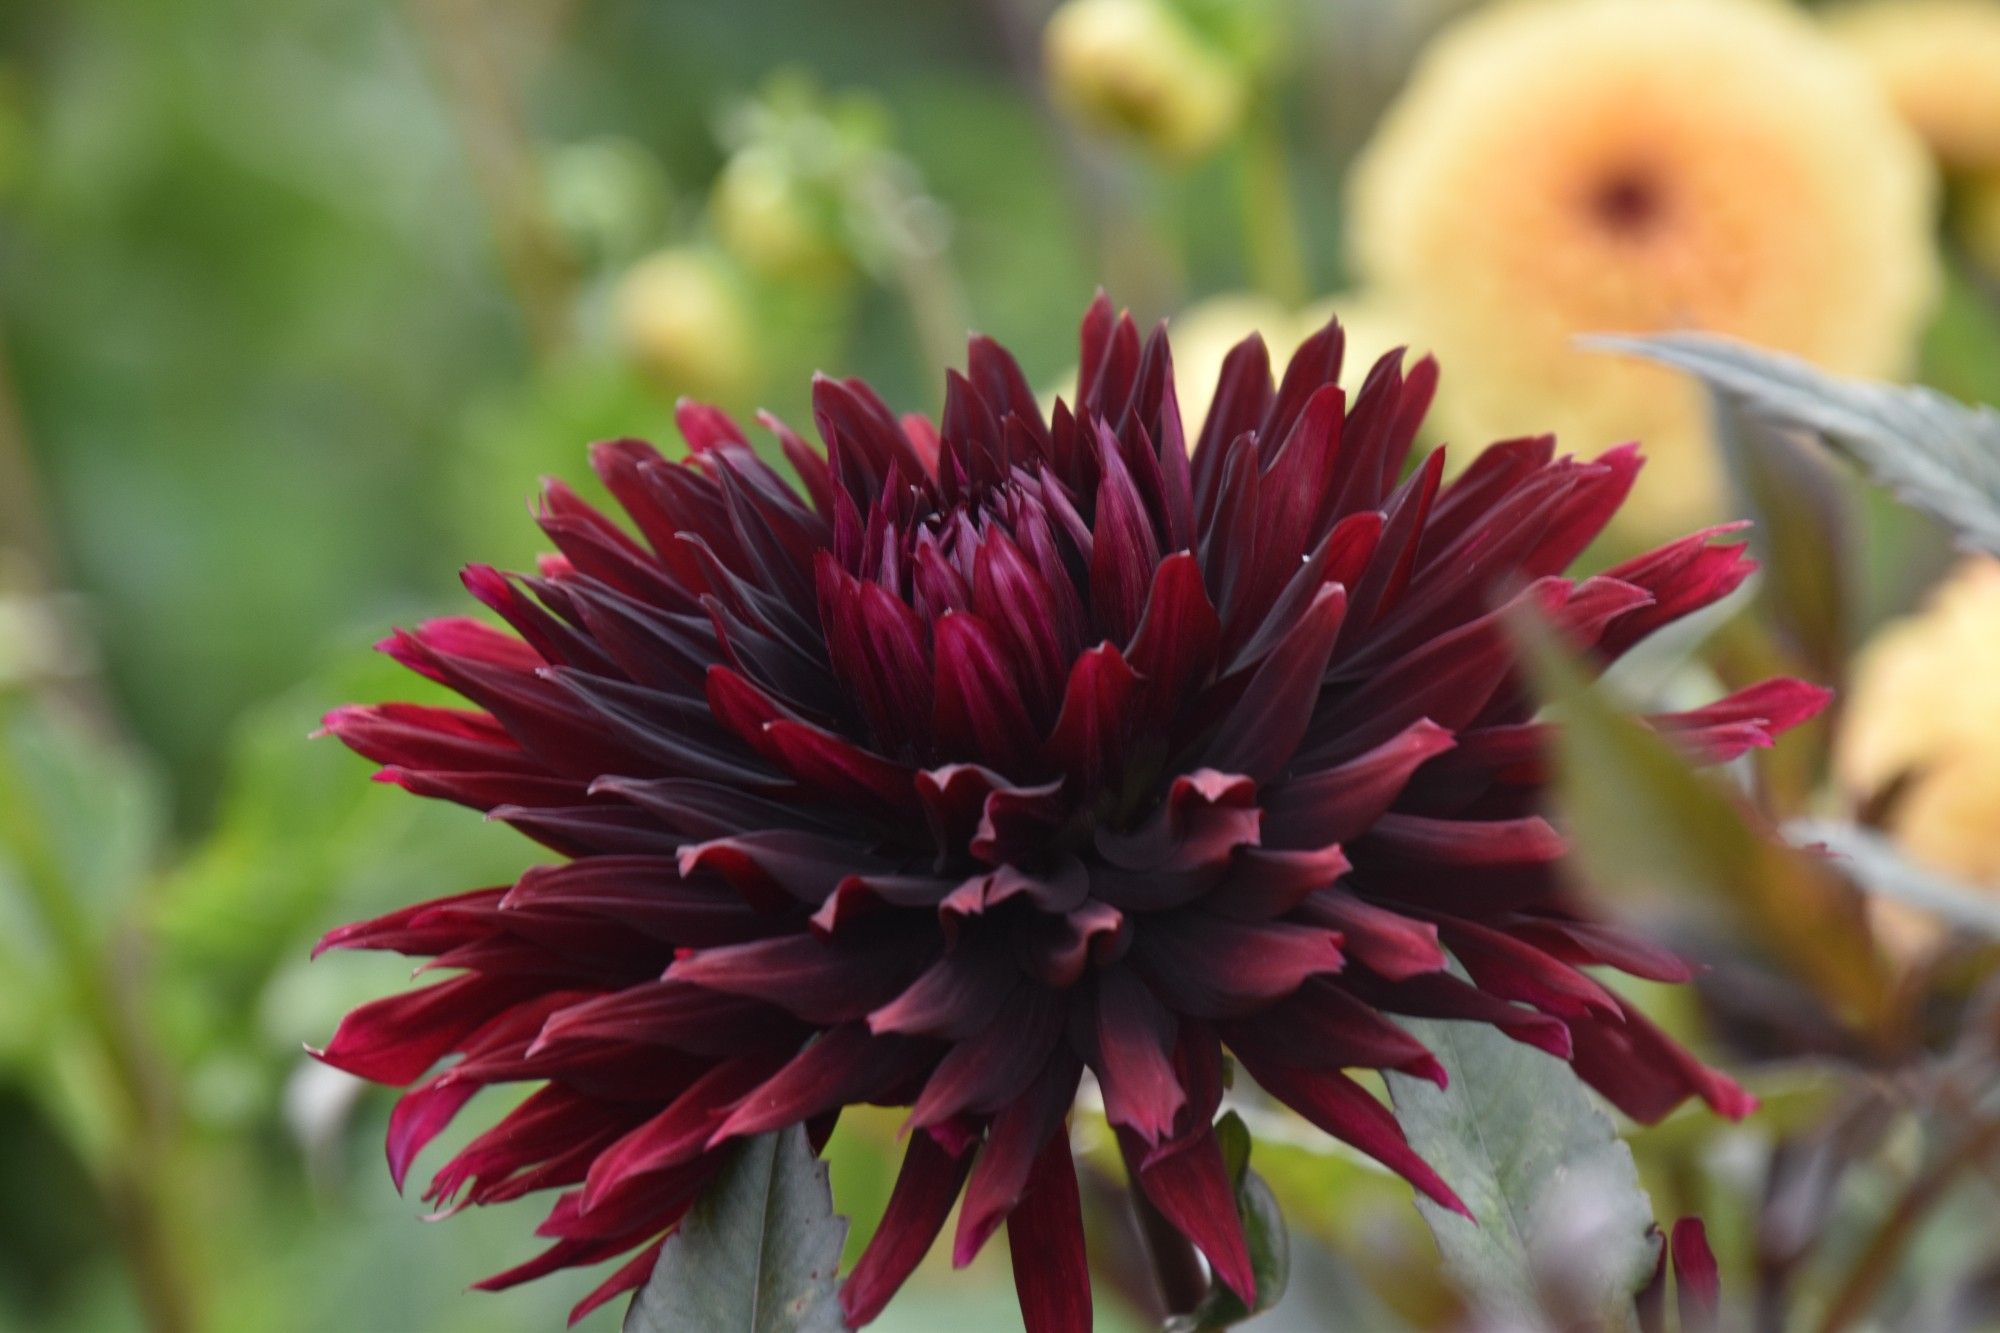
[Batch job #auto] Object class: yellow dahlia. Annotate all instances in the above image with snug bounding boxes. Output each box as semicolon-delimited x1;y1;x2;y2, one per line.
1830;0;2000;173
1349;0;1939;537
1838;558;2000;889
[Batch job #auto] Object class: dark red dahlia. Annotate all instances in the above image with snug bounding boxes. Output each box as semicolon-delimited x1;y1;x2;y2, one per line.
316;294;1822;1329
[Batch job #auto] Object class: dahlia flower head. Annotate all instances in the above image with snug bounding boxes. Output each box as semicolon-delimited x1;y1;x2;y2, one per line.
316;295;1823;1329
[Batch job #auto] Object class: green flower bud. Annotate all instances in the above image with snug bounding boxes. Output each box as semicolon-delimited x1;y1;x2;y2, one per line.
613;248;755;401
1043;0;1247;162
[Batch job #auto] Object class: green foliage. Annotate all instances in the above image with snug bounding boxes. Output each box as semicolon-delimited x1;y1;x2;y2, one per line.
1386;1018;1657;1330
624;1127;848;1333
1596;333;2000;558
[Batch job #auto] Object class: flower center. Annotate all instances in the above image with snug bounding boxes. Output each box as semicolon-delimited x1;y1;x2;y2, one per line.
1588;169;1666;237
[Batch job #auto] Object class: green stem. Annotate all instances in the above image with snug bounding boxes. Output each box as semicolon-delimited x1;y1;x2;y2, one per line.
1815;1113;2000;1333
1239;97;1307;306
407;0;578;365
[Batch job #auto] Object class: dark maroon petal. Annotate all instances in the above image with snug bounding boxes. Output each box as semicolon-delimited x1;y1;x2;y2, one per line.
1043;643;1139;791
1295;891;1446;980
1203;584;1348;783
1131;913;1344;1018
841;1131;976;1327
1089;427;1164;643
907;987;1062;1127
314;974;533;1084
1126;552;1221;725
1122;1121;1254;1303
1672;1218;1720;1330
1263;719;1456;848
934;611;1040;771
386;1077;480;1192
711;1025;930;1142
953;1052;1083;1266
869;931;1024;1039
1568;997;1755;1123
1236;1052;1469;1216
666;931;927;1025
1091;967;1184;1143
1222;980;1444;1085
1006;1134;1093;1333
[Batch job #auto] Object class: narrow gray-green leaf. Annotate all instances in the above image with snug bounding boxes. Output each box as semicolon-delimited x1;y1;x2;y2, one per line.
1789;818;2000;940
1589;332;2000;555
624;1126;848;1333
1708;394;1854;682
1386;1018;1656;1330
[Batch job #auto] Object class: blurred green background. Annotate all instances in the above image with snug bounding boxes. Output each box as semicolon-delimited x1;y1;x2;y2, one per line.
4;0;2000;1328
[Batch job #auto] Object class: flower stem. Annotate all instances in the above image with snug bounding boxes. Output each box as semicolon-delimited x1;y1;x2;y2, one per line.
1239;97;1307;306
406;0;578;364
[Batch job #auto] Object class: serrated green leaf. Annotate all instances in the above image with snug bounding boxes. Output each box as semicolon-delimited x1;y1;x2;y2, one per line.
1592;332;2000;556
1385;1017;1655;1330
624;1126;848;1333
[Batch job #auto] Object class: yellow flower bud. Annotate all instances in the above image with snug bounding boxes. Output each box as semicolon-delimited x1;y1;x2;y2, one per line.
710;145;847;282
614;248;755;401
1043;0;1247;162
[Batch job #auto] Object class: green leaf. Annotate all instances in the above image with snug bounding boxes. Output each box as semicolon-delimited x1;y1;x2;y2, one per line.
1163;1121;1290;1332
1510;611;1889;1028
1788;818;2000;940
624;1126;848;1333
1707;393;1854;684
1591;332;2000;556
1384;1018;1656;1329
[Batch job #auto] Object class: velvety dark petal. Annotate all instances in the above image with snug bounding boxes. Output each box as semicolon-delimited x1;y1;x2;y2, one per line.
841;1131;976;1327
1263;719;1456;848
711;1025;931;1142
1007;1134;1093;1333
1236;1052;1469;1216
934;610;1040;771
1202;584;1348;783
1122;1120;1254;1303
1131;913;1344;1018
1091;967;1184;1143
954;1052;1083;1267
1672;1218;1720;1331
666;930;928;1025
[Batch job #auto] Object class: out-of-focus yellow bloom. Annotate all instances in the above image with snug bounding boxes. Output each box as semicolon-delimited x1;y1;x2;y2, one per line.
1839;558;2000;887
1043;0;1246;162
1350;0;1938;538
614;248;755;401
1830;0;2000;173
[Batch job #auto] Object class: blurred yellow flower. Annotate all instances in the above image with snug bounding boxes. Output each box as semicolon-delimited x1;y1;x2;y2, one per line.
613;248;755;401
1349;0;1939;537
1830;0;2000;173
1043;0;1246;162
1838;558;2000;890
